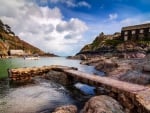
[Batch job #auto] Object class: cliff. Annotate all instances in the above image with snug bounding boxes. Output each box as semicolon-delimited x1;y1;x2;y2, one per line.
77;32;150;56
79;32;122;53
0;19;55;57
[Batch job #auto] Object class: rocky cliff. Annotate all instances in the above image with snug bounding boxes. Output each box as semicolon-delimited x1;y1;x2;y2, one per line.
77;32;150;57
78;32;122;54
0;19;55;56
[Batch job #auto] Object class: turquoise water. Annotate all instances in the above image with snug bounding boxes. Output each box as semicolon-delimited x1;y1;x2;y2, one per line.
0;57;103;113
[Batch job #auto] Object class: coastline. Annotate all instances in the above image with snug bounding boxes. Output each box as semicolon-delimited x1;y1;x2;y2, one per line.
79;54;150;85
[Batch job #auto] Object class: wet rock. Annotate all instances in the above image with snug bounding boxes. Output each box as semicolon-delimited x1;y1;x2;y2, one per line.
81;95;124;113
52;105;77;113
45;70;73;85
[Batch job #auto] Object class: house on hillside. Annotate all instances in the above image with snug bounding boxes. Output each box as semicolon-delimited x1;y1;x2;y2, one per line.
9;50;25;56
121;23;150;41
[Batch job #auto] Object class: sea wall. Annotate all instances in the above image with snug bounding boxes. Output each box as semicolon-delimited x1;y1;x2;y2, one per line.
8;65;77;85
8;65;150;113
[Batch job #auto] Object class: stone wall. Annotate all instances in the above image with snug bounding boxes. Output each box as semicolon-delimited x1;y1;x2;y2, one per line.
8;65;150;113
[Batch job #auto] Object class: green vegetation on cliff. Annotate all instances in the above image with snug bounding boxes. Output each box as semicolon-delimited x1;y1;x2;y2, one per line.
79;32;150;54
79;32;122;53
0;19;45;56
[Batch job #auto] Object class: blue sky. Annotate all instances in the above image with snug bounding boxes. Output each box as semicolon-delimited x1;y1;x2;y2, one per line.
36;0;150;21
0;0;150;56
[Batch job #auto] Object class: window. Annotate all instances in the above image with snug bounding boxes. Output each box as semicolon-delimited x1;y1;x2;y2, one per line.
140;29;144;33
132;30;136;34
124;31;128;35
124;36;128;41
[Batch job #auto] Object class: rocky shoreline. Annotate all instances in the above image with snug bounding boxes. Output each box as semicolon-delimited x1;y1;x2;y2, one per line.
64;53;150;113
8;58;150;113
79;54;150;85
52;95;124;113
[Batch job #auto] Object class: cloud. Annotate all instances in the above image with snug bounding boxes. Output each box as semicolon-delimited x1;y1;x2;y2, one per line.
50;0;76;7
109;13;118;20
49;0;91;8
0;0;88;56
56;18;88;33
88;14;150;36
78;1;91;8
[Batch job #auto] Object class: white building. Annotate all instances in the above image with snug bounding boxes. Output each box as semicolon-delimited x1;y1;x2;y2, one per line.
10;50;25;56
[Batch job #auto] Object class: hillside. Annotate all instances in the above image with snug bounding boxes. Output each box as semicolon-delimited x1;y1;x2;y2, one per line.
79;32;122;53
77;32;150;56
0;19;55;57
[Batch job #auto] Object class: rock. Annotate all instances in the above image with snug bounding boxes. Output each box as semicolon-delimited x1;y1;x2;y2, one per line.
143;64;150;72
119;70;150;85
79;54;87;60
118;94;134;111
52;105;77;113
135;52;145;58
146;54;150;60
80;58;102;65
119;52;146;59
45;70;73;85
81;95;124;113
95;59;118;74
67;54;87;60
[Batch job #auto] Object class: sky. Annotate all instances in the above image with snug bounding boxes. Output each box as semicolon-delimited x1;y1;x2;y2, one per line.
0;0;150;56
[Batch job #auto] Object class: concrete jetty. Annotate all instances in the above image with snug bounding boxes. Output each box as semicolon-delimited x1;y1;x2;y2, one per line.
8;65;150;113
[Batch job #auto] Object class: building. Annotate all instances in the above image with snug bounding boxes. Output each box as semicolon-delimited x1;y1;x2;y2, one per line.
9;50;25;56
121;23;150;41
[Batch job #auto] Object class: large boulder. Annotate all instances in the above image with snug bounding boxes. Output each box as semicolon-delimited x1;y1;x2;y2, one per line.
52;105;77;113
81;95;124;113
95;59;118;74
45;70;72;85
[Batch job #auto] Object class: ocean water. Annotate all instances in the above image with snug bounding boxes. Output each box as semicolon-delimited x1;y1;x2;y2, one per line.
0;57;103;78
0;57;104;113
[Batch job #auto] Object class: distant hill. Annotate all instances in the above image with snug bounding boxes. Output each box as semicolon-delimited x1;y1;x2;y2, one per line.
0;19;56;57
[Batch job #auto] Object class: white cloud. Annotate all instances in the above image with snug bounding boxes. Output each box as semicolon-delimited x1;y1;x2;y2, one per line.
78;1;91;8
109;13;118;20
50;0;91;8
56;18;88;33
88;15;150;36
120;18;141;26
0;0;88;56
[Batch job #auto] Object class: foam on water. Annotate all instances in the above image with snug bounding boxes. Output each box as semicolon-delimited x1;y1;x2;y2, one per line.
1;79;75;113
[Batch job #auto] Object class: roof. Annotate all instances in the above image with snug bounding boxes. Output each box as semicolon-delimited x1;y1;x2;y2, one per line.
122;23;150;31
